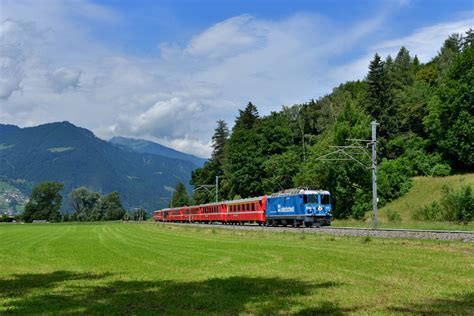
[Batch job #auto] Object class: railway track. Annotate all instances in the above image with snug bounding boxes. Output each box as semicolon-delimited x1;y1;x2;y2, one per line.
156;222;474;242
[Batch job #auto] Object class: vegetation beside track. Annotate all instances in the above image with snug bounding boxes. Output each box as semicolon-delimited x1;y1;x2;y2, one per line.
332;173;474;231
0;222;472;314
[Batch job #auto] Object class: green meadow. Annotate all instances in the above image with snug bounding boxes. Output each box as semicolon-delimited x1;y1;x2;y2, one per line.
0;222;472;315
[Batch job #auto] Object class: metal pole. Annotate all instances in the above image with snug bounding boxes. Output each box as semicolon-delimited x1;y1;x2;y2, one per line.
371;121;378;229
170;190;173;208
215;176;219;202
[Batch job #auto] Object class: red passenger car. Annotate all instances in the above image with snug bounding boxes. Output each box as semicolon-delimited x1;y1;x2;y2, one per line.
153;196;267;225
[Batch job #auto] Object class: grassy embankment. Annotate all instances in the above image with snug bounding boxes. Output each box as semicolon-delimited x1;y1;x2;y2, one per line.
333;173;474;230
0;222;472;314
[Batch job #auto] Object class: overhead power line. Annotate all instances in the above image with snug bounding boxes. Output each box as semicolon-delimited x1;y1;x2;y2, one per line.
314;121;379;228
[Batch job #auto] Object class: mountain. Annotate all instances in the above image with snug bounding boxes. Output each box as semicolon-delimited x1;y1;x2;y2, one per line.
0;122;197;211
0;124;20;135
110;136;207;168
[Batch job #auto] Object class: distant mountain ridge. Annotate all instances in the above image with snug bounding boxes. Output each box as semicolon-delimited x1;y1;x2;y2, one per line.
110;136;207;168
0;121;198;211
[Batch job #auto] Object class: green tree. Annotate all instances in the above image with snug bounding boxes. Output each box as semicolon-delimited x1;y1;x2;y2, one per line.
224;103;265;198
391;46;414;89
295;102;371;219
262;151;300;193
425;44;474;168
170;182;191;207
101;192;126;220
132;208;148;221
69;187;100;221
23;182;64;222
211;120;229;172
435;33;462;75
191;120;229;204
235;102;259;129
366;53;394;138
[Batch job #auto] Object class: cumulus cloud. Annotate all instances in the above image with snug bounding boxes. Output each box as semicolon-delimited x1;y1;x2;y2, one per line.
0;19;41;99
47;67;82;93
0;0;471;158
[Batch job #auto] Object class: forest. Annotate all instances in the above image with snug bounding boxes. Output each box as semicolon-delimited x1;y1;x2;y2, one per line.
189;30;473;221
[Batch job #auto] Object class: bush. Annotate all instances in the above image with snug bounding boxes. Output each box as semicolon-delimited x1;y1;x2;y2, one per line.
378;158;413;203
412;185;473;224
351;189;370;220
442;185;473;224
430;163;451;177
385;209;402;222
413;201;442;221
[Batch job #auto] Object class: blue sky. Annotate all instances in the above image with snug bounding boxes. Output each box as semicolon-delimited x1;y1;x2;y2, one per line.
87;0;472;55
0;0;473;157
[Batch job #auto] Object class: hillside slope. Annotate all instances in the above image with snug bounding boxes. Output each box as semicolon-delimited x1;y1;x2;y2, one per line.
379;174;474;222
110;136;206;168
0;122;196;211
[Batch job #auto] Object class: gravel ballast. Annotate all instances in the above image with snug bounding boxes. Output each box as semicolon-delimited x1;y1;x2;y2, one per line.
157;222;474;242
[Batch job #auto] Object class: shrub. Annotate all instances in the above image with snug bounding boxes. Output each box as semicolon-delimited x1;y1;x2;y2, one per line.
412;185;473;224
386;209;402;222
413;201;442;221
442;185;473;224
351;189;370;220
430;163;451;177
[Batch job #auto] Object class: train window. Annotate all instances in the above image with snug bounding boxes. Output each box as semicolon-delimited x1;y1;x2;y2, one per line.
321;195;331;204
304;195;318;204
246;204;249;211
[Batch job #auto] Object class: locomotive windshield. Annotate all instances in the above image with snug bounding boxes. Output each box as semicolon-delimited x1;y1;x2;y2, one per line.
303;195;318;204
321;194;331;204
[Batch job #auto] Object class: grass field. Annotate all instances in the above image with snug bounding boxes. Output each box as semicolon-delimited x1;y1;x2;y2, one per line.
0;222;472;315
333;173;474;231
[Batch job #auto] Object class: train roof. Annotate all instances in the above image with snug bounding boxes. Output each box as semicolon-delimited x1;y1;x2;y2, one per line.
155;196;265;212
269;188;330;197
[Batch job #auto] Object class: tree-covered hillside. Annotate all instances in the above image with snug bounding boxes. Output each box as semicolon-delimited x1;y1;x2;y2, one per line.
192;30;473;220
0;122;196;211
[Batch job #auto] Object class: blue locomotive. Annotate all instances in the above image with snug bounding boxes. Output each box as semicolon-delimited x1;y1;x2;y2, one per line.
266;188;332;227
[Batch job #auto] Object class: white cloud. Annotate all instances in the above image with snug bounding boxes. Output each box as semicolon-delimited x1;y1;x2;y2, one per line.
373;18;473;62
328;17;473;85
47;67;82;93
0;19;41;99
0;1;471;158
185;14;266;59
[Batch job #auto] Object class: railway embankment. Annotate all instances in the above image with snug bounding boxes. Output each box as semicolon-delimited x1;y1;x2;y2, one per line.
155;222;474;242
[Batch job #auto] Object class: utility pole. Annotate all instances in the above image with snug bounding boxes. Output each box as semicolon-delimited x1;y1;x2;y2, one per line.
371;121;378;229
168;188;176;208
215;176;219;203
170;190;173;208
314;121;379;229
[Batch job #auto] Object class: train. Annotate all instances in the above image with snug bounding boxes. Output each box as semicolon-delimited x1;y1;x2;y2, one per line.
153;188;332;227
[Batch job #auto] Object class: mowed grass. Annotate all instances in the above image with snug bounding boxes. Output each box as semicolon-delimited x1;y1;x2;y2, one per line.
0;222;472;315
333;173;474;231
